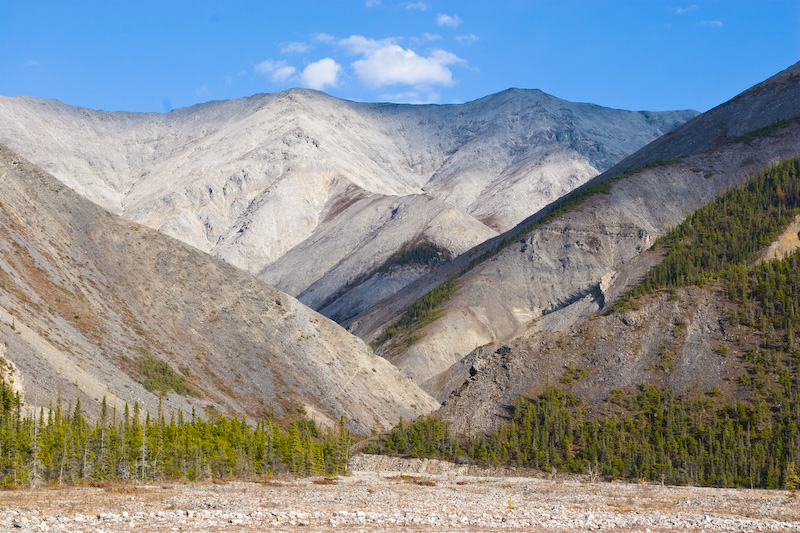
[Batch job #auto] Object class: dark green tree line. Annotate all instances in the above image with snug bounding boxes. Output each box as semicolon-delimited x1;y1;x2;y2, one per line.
0;387;350;486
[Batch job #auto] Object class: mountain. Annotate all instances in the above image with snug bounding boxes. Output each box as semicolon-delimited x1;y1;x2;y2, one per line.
356;61;800;401
0;145;439;434
0;90;696;322
436;155;800;435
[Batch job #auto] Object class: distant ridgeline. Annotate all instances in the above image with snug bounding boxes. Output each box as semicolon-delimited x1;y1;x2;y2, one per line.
368;157;800;490
0;381;350;486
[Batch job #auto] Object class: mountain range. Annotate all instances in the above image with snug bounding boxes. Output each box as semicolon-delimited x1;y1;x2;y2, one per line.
0;90;695;323
1;61;799;437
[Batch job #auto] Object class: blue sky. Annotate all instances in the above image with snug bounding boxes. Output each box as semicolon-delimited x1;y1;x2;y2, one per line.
1;1;798;113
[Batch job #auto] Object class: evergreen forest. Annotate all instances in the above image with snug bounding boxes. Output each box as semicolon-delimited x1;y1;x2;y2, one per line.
0;385;350;486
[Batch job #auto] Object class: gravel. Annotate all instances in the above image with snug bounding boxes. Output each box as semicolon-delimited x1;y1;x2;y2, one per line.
0;456;797;532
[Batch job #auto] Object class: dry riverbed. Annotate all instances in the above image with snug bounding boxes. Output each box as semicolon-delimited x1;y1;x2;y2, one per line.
0;455;798;532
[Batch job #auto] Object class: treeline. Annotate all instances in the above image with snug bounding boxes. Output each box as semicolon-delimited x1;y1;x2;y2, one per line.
0;384;349;486
612;156;800;310
367;383;800;489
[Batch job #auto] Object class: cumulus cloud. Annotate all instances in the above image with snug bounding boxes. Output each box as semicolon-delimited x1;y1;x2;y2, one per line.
436;13;462;27
335;35;465;88
456;33;479;43
300;58;341;90
404;1;429;10
352;44;463;87
255;59;297;82
697;19;723;28
674;5;698;15
366;0;381;6
281;41;313;54
421;32;442;41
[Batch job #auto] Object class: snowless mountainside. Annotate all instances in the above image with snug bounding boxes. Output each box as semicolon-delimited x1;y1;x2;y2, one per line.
358;62;800;399
0;145;439;434
0;90;695;321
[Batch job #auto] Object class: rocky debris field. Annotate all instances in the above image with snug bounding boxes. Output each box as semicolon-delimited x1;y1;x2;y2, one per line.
0;456;798;532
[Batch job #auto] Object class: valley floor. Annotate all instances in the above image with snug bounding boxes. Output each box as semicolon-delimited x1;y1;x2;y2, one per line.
0;455;798;532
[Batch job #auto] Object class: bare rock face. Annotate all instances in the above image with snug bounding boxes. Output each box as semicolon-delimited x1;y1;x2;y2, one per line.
356;62;800;392
0;90;695;321
0;145;438;434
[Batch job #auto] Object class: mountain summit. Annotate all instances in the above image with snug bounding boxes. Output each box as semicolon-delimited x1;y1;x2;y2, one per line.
0;90;696;322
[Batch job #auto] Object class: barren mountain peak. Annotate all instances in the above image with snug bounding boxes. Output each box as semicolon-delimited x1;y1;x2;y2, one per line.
0;88;695;323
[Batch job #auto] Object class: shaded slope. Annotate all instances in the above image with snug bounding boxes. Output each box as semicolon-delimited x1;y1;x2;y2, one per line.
0;145;438;434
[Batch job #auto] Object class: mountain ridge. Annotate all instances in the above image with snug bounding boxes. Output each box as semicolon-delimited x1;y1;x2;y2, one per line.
0;89;696;322
356;61;800;390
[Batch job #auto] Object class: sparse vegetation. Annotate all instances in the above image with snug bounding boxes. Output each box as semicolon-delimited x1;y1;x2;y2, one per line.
378;241;451;273
376;157;688;348
375;279;458;345
138;351;193;396
559;367;587;384
610;156;800;312
733;117;799;144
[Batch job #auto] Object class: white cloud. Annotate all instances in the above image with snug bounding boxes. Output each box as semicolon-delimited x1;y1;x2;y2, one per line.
273;65;297;82
366;0;381;6
312;32;336;43
339;35;394;54
195;85;210;97
421;32;442;41
675;5;698;15
352;44;464;87
437;13;462;27
300;58;341;90
25;59;40;67
282;41;313;54
697;19;723;28
255;59;297;82
456;33;479;43
404;1;429;10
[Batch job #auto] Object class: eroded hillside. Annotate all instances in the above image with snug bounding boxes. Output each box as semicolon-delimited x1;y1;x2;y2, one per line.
0;145;438;434
360;62;800;394
0;90;695;321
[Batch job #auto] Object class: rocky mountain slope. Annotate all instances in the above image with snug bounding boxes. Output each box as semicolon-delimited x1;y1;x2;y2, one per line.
435;156;800;434
0;145;438;434
0;90;695;321
358;61;800;395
